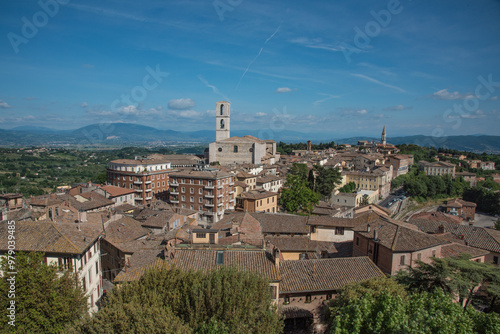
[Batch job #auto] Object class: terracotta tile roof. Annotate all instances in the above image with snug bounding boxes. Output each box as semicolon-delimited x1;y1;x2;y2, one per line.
440;243;489;259
279;257;384;293
113;249;165;283
410;212;462;224
307;216;363;228
239;189;277;200
407;220;500;253
0;220;101;254
234;180;248;188
169;249;280;281
353;217;446;252
251;213;309;234
236;171;255;179
169;170;233;179
29;195;66;207
141;211;176;228
114;203;137;214
214;212;309;235
104;216;150;252
0;193;23;200
61;192;114;211
445;199;477;208
100;185;136;197
265;236;336;253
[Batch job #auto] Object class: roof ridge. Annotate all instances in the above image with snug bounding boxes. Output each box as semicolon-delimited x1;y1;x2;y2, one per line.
391;225;400;251
50;222;82;253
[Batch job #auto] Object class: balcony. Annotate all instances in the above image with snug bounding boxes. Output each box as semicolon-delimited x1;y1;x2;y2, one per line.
146;196;153;200
145;188;152;192
217;202;223;207
204;194;214;198
170;191;179;195
205;185;214;190
217;185;223;189
145;180;152;184
229;190;234;194
229;198;235;202
229;182;234;186
170;181;179;186
135;189;143;192
170;200;179;204
133;181;142;185
205;202;214;207
217;194;223;198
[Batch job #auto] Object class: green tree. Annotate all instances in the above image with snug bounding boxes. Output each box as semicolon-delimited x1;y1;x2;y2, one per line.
0;252;87;333
396;254;500;310
313;165;342;198
92;171;107;184
281;174;319;214
290;163;309;181
339;181;356;193
326;277;407;320
330;289;500;334
74;267;283;334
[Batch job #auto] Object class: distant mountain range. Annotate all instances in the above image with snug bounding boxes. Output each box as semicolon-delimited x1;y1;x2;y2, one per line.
1;123;499;153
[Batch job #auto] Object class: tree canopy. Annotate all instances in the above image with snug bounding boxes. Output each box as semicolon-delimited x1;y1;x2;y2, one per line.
280;174;319;214
0;252;87;333
330;289;500;334
73;266;283;334
395;254;500;310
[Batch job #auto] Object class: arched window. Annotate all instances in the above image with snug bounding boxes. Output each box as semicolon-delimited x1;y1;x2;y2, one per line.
233;145;238;153
220;119;225;129
220;104;224;115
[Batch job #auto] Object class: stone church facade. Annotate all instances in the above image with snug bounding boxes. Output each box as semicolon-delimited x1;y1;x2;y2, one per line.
208;101;279;165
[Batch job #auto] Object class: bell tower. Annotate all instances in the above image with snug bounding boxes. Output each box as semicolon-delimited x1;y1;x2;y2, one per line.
381;125;387;146
216;101;230;141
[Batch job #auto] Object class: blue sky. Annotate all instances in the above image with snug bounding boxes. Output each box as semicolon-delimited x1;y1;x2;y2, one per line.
1;0;500;138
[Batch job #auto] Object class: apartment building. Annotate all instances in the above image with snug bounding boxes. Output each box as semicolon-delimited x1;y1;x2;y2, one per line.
419;161;456;177
107;157;173;205
342;165;393;198
168;169;235;223
236;189;278;213
0;221;103;312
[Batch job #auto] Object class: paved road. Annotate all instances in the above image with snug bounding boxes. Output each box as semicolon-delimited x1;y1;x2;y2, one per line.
472;212;497;228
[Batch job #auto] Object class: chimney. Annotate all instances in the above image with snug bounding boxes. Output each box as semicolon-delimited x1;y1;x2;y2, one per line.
367;224;371;233
374;229;379;241
438;225;445;234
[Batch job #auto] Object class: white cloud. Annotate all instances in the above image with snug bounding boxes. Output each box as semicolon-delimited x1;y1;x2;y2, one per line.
383;105;412;111
255;112;267;117
352;74;406;93
0;100;11;109
81;102;88;108
290;37;342;52
489;96;498;101
461;110;486;119
313;93;340;106
342;108;368;116
431;89;474;100
167;109;202;119
168;98;196;110
276;87;292;93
